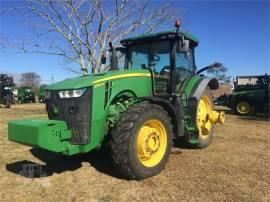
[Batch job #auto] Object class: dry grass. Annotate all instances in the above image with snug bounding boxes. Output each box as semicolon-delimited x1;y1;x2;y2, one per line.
0;104;269;201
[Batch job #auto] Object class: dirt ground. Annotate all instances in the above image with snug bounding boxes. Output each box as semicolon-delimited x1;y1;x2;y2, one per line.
0;104;269;202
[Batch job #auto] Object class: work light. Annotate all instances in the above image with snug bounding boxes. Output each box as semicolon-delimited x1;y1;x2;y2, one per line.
58;88;87;98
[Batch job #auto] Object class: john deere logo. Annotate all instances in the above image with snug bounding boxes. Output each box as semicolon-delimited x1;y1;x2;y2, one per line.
52;106;59;115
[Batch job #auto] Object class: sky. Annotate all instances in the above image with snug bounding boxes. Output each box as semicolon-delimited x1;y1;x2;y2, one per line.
0;0;269;84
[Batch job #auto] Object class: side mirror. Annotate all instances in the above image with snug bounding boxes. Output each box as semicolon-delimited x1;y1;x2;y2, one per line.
101;54;106;64
196;62;223;75
209;62;222;69
177;39;189;53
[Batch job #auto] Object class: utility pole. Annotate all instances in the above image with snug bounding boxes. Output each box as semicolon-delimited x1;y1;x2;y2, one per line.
51;74;54;84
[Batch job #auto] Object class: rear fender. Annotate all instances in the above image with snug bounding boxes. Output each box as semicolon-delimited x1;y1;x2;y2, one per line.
188;78;219;124
191;78;219;100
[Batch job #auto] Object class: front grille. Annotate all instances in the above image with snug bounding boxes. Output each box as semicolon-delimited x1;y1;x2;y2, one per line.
46;88;92;145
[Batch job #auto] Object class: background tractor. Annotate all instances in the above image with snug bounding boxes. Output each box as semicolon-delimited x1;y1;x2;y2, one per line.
17;86;36;104
9;21;225;179
0;74;15;108
38;84;47;103
215;74;269;116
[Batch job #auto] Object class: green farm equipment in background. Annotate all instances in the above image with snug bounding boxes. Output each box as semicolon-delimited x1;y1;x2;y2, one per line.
230;74;269;116
215;74;269;116
8;21;225;179
38;85;47;103
0;74;15;108
17;86;36;104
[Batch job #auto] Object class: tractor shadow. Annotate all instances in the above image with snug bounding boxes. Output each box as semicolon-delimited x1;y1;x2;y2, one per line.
173;138;199;150
6;148;123;179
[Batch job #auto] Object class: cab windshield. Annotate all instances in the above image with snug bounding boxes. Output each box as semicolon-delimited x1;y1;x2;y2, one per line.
127;41;170;72
126;40;195;95
127;41;171;95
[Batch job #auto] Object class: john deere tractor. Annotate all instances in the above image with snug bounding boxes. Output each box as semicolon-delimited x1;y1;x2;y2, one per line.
228;74;269;115
38;84;47;103
8;21;225;179
17;86;36;104
0;74;15;108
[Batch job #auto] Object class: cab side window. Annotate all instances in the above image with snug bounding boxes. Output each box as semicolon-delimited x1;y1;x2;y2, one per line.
175;46;194;91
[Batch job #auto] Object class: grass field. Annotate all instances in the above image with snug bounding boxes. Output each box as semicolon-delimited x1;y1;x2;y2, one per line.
0;104;269;201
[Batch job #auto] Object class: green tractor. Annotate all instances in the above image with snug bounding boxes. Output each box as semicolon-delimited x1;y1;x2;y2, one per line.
230;74;269;115
38;84;47;103
8;22;225;179
0;74;15;108
17;86;36;104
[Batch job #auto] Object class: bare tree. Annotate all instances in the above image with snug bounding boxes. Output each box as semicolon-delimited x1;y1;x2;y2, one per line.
206;64;231;84
1;0;180;75
20;72;41;94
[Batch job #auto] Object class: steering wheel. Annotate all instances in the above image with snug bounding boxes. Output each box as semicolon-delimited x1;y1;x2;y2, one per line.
159;66;171;76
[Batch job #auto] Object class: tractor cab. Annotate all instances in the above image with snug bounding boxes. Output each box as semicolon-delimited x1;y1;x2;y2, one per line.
120;29;198;97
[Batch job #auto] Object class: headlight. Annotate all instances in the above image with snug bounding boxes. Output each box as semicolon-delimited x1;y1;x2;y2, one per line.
58;88;87;98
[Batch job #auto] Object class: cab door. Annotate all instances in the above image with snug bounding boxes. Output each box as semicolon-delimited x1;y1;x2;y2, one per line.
128;41;172;96
175;46;196;93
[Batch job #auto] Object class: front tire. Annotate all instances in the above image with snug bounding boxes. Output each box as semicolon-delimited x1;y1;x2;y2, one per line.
109;103;173;180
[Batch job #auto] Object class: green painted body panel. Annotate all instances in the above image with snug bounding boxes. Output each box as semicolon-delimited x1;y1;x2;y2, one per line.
230;88;269;111
233;89;265;95
180;75;202;107
9;69;152;155
38;85;47;97
179;76;204;144
45;69;151;90
8;119;71;152
65;72;152;155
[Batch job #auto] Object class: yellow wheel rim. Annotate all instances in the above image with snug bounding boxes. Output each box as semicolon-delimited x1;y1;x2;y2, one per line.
237;101;251;114
197;95;213;140
136;119;167;167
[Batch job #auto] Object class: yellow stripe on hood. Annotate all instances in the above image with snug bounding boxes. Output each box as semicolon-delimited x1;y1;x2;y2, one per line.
92;73;151;84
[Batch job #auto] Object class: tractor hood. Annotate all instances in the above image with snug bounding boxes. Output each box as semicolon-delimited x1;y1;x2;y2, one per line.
46;69;151;90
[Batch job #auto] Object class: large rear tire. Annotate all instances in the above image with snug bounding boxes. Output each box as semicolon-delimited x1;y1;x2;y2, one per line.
109;103;173;180
196;88;215;148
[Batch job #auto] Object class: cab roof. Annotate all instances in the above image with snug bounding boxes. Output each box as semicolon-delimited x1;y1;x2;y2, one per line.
120;30;199;46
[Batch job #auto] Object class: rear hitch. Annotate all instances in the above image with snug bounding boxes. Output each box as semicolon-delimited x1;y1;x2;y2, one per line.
209;110;225;124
